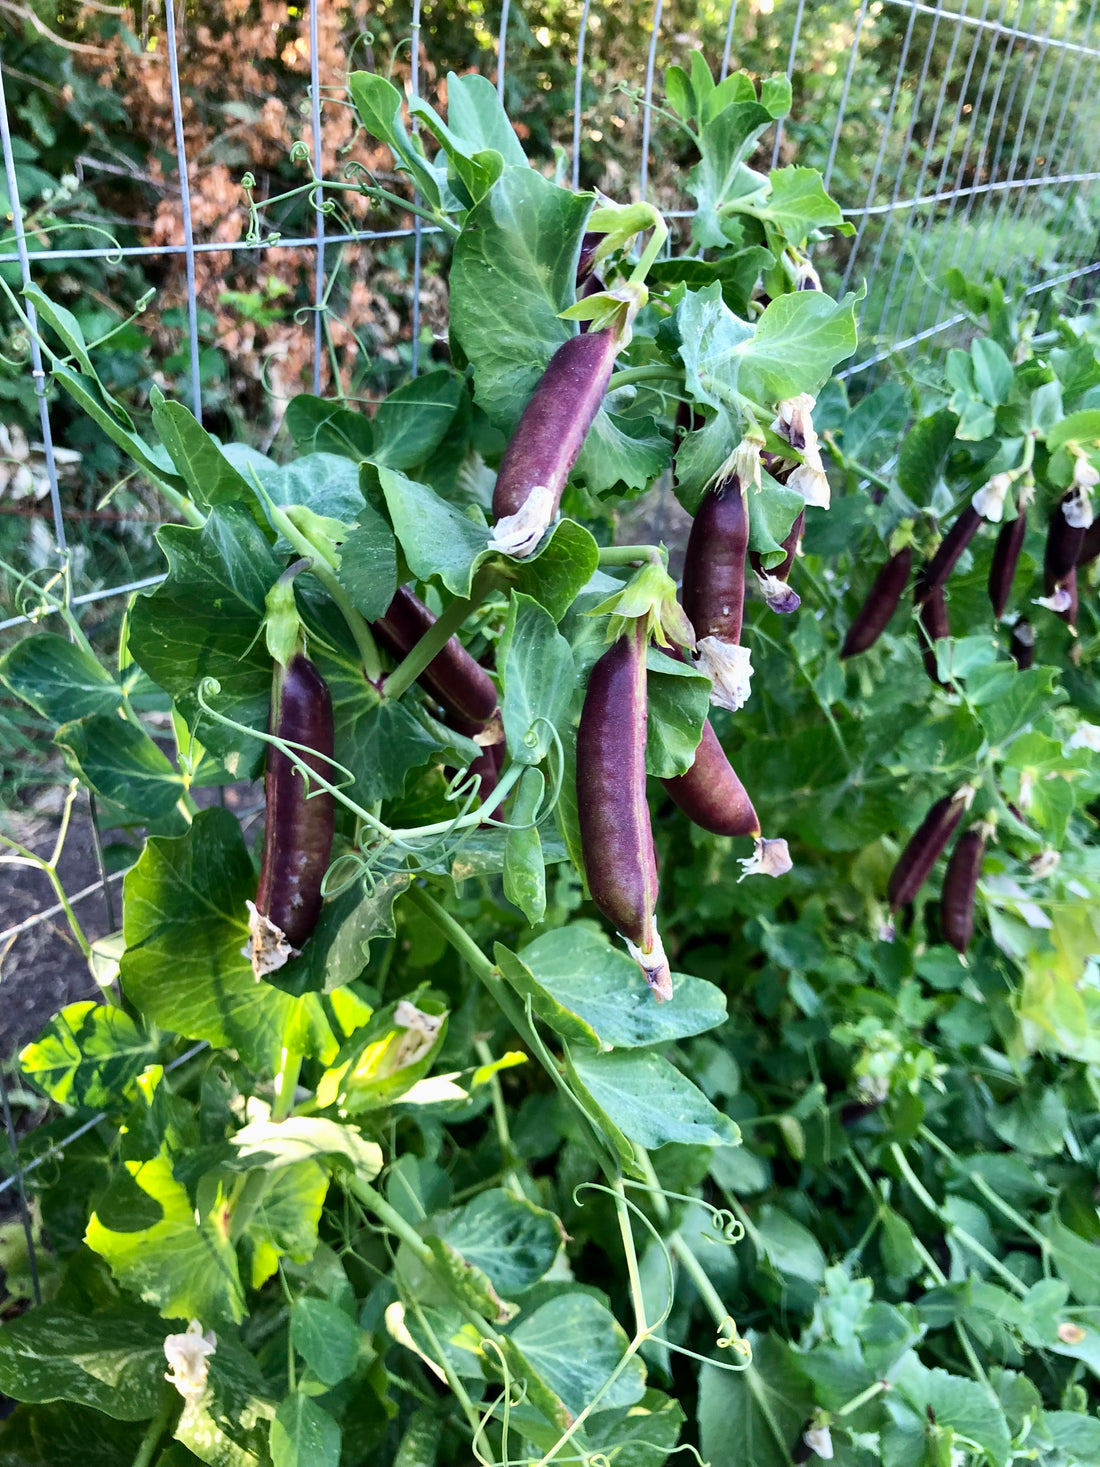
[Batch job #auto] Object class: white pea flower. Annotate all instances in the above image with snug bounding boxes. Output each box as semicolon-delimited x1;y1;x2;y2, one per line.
1033;587;1072;614
1017;770;1034;811
1072;452;1099;492
1065;722;1100;753
971;471;1013;523
1063;484;1094;530
164;1320;216;1405
729;435;763;495
737;837;793;882
1030;849;1060;879
755;570;801;614
773;394;830;509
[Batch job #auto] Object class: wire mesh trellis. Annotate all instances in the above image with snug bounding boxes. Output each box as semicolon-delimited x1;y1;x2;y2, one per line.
1;0;1100;1291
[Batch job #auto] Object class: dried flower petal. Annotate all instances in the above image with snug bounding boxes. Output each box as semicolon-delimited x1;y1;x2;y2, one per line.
695;637;753;711
1063;484;1095;530
1034;587;1072;613
626;927;674;1002
1066;722;1100;753
755;571;801;614
488;484;557;558
738;836;793;882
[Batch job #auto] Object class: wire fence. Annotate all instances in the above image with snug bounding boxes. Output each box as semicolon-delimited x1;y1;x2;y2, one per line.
1;0;1100;1284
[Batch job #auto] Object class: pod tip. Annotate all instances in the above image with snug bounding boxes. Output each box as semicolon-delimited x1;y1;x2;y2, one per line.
695;636;754;712
488;485;557;559
627;931;674;1003
244;900;298;981
737;837;793;883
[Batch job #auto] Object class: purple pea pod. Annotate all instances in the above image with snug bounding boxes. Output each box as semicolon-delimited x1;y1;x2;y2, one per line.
661;719;760;838
248;653;335;978
887;786;972;913
490;328;621;558
941;826;987;953
682;468;752;711
373;586;498;737
1010;618;1035;670
576;621;672;1001
915;507;981;604
1045;491;1087;593
988;493;1030;619
840;546;912;658
1078;518;1100;567
576;231;603;285
917;584;950;684
749;510;804;614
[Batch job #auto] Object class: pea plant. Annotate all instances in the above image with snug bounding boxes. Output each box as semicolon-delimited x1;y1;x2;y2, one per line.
1;55;1100;1467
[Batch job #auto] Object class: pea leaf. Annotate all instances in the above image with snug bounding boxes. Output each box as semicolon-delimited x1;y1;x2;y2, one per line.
85;1150;246;1325
698;1333;813;1467
757;166;845;242
372;371;465;470
646;645;711;778
0;1304;170;1421
19;1002;155;1109
335;500;398;621
0;633;121;723
271;872;409;997
270;1394;341;1467
429;1188;561;1298
291;1298;361;1387
736;289;859;405
54;715;186;831
119;806;296;1073
245;1161;330;1289
499;594;575;766
497;925;726;1050
375;465;488;596
150;389;257;509
566;1046;740;1151
284;396;375;460
506;1293;646;1421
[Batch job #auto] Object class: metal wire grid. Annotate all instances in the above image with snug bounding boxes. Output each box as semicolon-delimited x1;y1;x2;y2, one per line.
1;0;1099;1289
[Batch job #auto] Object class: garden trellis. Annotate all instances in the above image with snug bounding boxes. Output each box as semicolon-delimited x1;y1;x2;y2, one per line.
2;0;1100;1310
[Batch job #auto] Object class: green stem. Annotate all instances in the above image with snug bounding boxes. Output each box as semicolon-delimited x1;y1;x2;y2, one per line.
273;1048;302;1123
636;1149;732;1332
259;493;383;680
131;1391;176;1467
381;571;493;702
597;543;665;566
607;364;683;392
612;1176;650;1337
628;210;669;287
158;480;206;528
837;1379;889;1417
474;1038;522;1193
359;183;460;237
918;1126;1052;1256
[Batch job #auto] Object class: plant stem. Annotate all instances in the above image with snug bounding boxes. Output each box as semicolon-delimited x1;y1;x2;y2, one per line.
636;1148;733;1333
474;1038;522;1193
607;364;683;392
596;543;664;566
131;1391;176;1467
272;1047;302;1122
837;1379;889;1417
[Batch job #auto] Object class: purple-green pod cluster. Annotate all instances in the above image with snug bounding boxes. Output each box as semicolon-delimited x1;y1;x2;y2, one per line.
489;328;620;558
840;546;912;658
682;471;753;710
941;827;986;953
248;652;335;978
887;788;970;913
373;586;498;737
988;494;1029;618
576;622;672;1002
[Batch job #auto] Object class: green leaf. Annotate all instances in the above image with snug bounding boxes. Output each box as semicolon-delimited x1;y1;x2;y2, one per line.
736;289;859;405
54;714;185;830
272;872;409;996
971;663;1065;746
120;806;296;1072
507;1293;646;1420
645;648;710;778
335;500;398;621
676;283;753;417
430;1188;561;1298
372;370;465;470
19;1001;155;1108
52;362;187;491
128;504;283;775
499;593;575;765
573;407;670;496
291;1298;361;1386
347;71;440;207
284;396;375;460
566;1046;740;1151
449;167;592;433
1046;408;1100;450
698;1333;812;1467
758;166;844;242
503;768;547;924
970;338;1013;405
497;926;726;1050
756;1204;828;1283
897;1362;1011;1467
842;381;909;468
376;466;488;596
85;1150;245;1324
0;633;121;722
244;1160;330;1288
897;409;959;504
24;282;98;377
688;101;775;248
229;1116;383;1182
270;1394;341;1467
0;1304;169;1421
503;517;602;622
151;390;256;508
255;452;364;524
988;1088;1068;1156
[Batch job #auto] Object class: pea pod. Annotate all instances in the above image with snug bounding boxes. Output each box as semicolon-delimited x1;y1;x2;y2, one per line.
887;787;971;913
373;586;498;736
661;718;760;838
941;826;986;953
248;652;335;978
988;494;1029;618
1010;618;1035;670
682;470;752;711
1045;492;1086;590
840;547;912;658
489;328;621;558
1078;518;1100;567
576;621;672;1001
915;507;981;603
